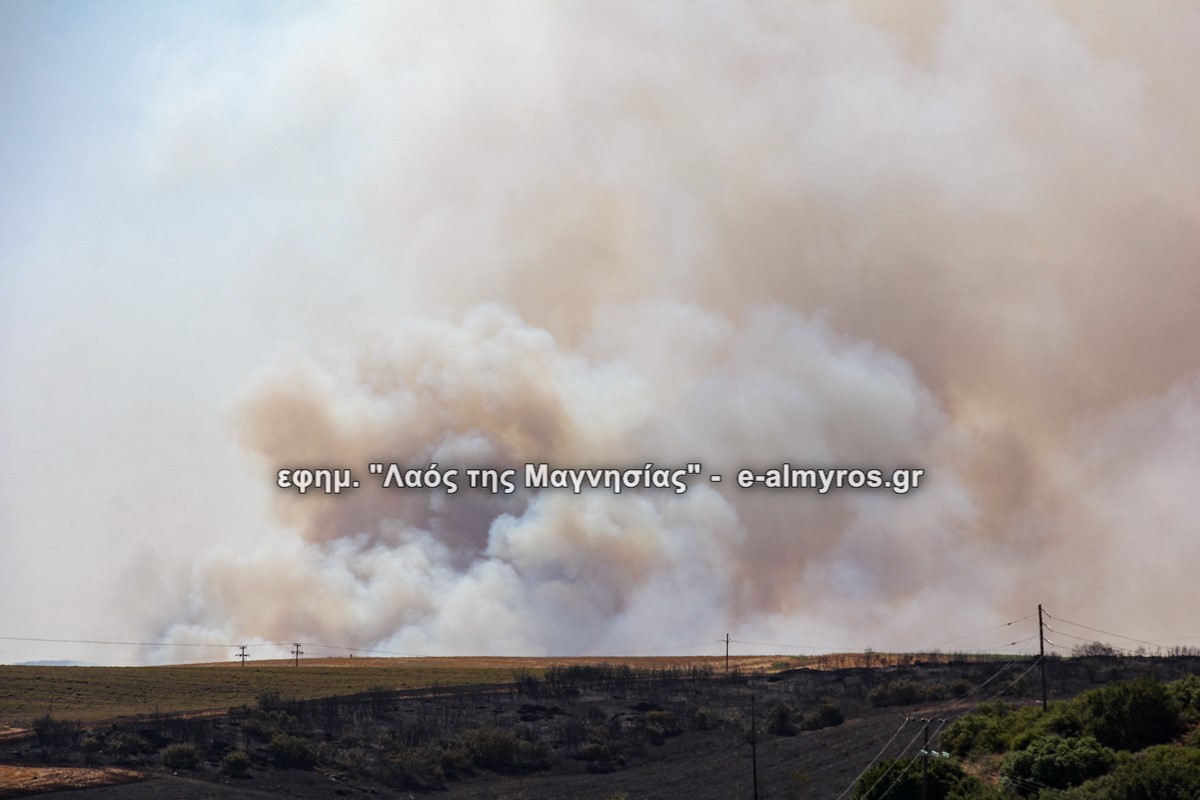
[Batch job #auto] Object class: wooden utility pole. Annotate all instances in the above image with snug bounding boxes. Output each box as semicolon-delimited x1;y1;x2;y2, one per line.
725;633;731;674
750;695;759;800
236;645;248;667
292;642;303;667
1038;604;1048;712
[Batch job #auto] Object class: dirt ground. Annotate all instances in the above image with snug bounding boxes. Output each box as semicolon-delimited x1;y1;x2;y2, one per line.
0;765;142;798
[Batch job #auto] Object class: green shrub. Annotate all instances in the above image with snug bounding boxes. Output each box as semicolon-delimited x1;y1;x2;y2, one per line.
222;750;251;778
801;701;844;730
1080;677;1181;752
1001;735;1116;794
853;756;983;800
240;716;278;741
576;742;605;761
646;710;678;734
162;743;201;771
1078;745;1200;800
767;703;798;736
459;727;544;773
785;768;812;799
869;680;930;708
107;731;153;756
80;735;101;765
372;747;446;790
270;733;318;769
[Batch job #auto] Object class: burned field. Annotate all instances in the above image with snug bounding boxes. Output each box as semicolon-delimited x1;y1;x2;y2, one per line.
4;655;1199;799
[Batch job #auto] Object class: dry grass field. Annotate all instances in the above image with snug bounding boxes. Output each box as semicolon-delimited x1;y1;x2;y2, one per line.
0;655;786;725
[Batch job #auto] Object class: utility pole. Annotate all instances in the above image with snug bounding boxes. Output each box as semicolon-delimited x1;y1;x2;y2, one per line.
236;645;248;667
750;695;759;800
292;642;303;667
922;718;930;800
1038;604;1048;712
725;633;731;674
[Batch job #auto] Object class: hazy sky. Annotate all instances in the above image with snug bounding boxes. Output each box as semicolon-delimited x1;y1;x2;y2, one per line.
3;0;1200;665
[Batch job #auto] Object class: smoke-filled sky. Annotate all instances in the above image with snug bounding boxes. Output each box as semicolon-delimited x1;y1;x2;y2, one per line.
3;0;1200;665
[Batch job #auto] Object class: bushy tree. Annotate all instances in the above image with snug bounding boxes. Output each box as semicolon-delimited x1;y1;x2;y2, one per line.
1080;677;1181;752
1056;745;1200;800
853;756;984;800
1001;735;1116;794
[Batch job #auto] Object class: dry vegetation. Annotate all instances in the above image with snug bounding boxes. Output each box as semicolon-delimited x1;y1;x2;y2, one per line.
0;764;142;798
6;653;1193;799
0;655;781;725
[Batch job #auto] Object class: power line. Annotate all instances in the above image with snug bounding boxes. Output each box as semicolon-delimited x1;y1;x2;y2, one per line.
969;635;1038;653
729;638;855;651
977;655;1044;705
1041;628;1141;655
833;717;912;800
0;635;236;648
845;720;929;800
289;641;431;657
873;719;949;800
927;654;1033;713
1041;612;1171;652
925;614;1036;650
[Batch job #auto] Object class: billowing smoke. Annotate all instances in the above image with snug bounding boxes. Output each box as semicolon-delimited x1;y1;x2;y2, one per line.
4;0;1200;661
173;302;979;654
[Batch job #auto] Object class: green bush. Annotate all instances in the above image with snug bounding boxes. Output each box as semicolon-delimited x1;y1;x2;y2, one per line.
1079;677;1181;752
800;701;844;731
107;731;153;756
869;680;930;708
270;733;318;769
240;716;278;741
943;703;1009;757
767;703;798;736
1001;735;1116;794
372;746;447;790
162;743;201;771
852;756;984;800
1063;745;1200;800
80;735;101;765
645;710;678;734
576;742;605;761
222;750;251;778
459;727;545;773
785;768;812;800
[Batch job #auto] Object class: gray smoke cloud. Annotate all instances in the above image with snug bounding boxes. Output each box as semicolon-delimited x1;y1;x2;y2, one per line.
4;0;1200;662
170;302;979;655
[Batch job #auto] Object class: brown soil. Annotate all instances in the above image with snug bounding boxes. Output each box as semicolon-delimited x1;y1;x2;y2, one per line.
0;765;142;798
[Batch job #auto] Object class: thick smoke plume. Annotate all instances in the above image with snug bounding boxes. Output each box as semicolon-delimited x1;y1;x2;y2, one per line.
4;1;1200;661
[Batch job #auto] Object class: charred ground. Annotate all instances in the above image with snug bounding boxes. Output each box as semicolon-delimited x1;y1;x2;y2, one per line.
3;654;1198;799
